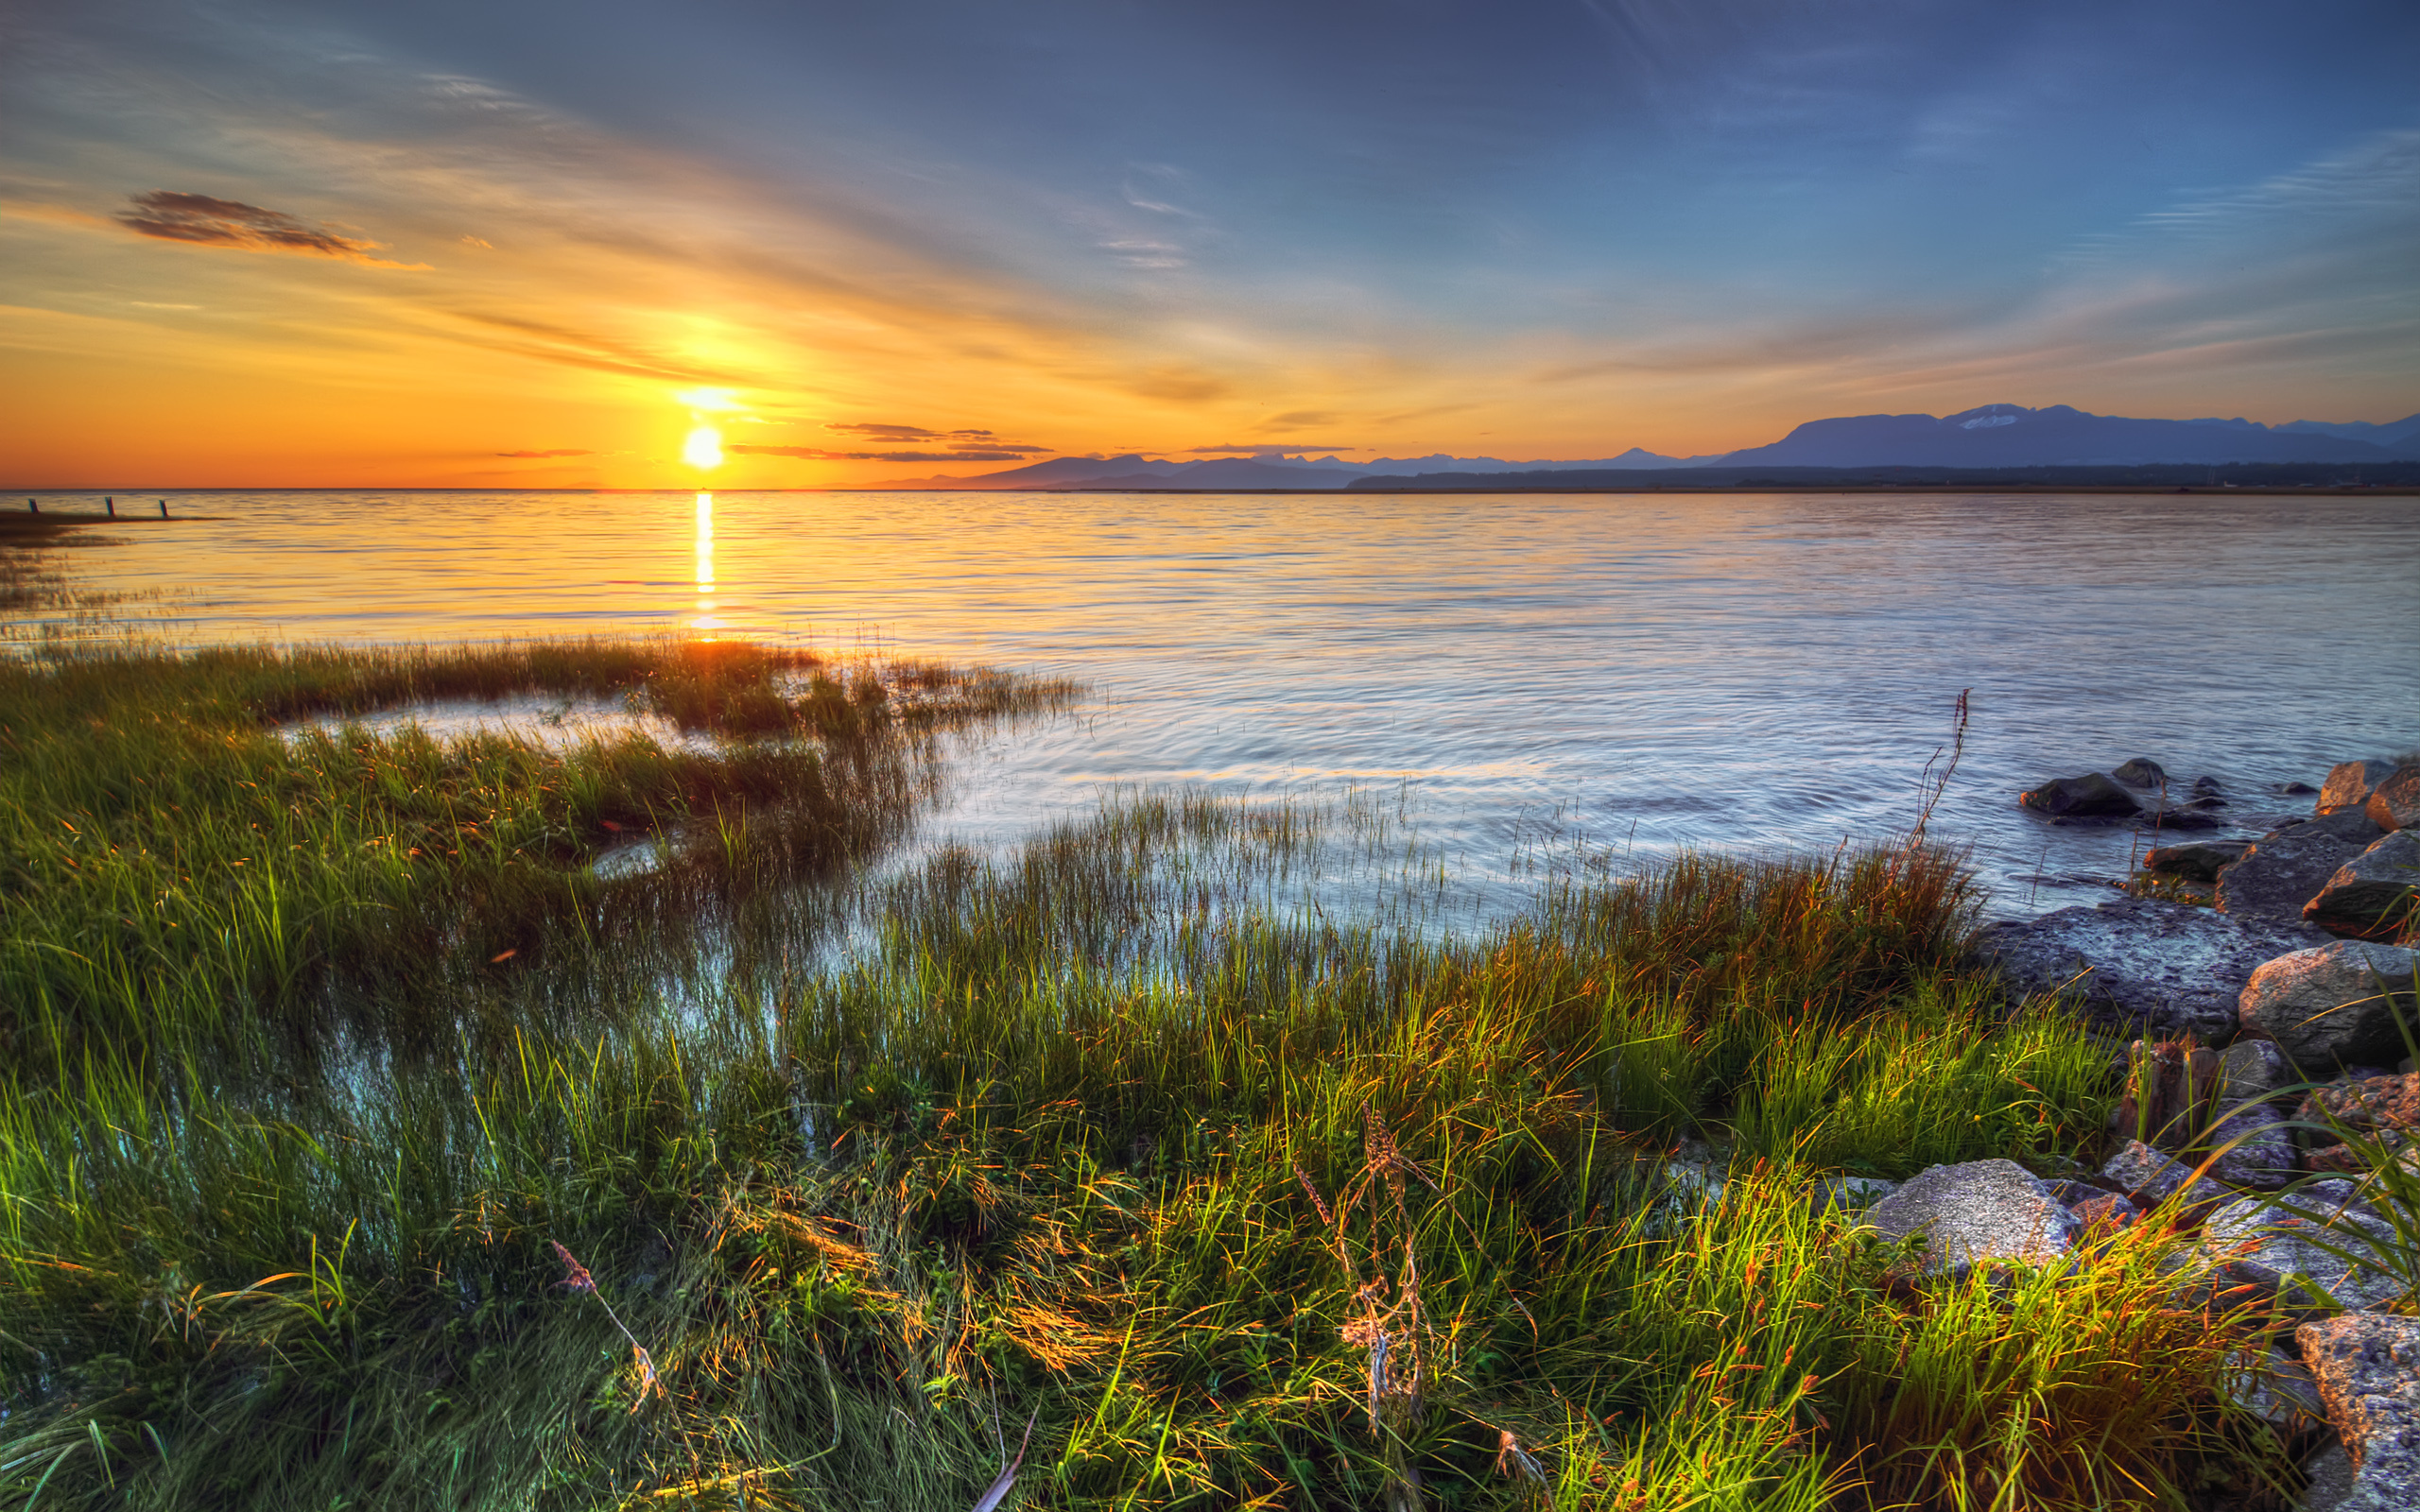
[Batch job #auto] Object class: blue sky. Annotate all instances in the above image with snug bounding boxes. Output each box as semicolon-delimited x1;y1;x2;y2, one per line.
3;0;2415;484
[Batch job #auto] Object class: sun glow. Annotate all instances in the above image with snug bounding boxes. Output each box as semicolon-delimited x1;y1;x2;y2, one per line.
683;425;724;469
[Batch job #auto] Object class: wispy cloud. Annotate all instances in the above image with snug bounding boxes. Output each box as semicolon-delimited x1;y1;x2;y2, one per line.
114;190;430;267
1100;238;1186;269
730;445;1035;462
494;448;592;456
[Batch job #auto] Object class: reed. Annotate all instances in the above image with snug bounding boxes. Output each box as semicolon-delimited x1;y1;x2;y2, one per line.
0;643;2295;1510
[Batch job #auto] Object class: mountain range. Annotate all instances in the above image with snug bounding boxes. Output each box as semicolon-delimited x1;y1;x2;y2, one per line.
865;404;2420;489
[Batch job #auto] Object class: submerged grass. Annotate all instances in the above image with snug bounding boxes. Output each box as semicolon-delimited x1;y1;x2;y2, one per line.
0;642;2299;1510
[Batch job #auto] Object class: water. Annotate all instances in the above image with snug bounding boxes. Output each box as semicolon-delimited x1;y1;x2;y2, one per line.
24;487;2420;919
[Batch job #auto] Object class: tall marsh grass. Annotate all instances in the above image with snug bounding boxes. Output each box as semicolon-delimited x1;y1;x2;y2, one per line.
0;643;2295;1510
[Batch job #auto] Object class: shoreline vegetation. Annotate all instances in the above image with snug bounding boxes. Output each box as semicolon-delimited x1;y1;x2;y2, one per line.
0;521;2385;1512
0;633;2350;1512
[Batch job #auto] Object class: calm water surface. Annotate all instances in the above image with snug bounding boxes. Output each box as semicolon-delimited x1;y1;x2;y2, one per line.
28;488;2420;919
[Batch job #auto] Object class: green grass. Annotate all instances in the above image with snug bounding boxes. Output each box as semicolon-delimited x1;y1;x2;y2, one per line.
0;641;2300;1511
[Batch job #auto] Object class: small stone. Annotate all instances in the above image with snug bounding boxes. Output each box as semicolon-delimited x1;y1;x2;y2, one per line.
2020;772;2141;817
2113;757;2169;788
2145;839;2253;882
2220;813;2390;924
1864;1160;2077;1275
2240;942;2420;1073
2198;1104;2299;1190
2367;765;2420;833
2068;1191;2138;1230
2193;775;2225;797
2297;1314;2420;1505
2225;1347;2329;1435
2220;1038;2292;1107
2102;1140;2232;1207
2321;760;2401;816
2300;1442;2358;1512
2207;1190;2403;1312
2308;1141;2403;1176
2135;806;2226;831
2282;781;2321;797
2303;1072;2420;1138
2305;832;2420;942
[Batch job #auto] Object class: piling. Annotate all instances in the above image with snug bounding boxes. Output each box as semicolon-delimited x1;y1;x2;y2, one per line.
159;499;169;518
26;498;37;514
106;496;115;517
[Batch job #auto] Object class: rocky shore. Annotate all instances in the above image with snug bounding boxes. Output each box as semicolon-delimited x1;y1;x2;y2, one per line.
1809;756;2420;1508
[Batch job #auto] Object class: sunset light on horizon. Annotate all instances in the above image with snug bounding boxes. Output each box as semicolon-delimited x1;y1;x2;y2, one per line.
3;1;2415;489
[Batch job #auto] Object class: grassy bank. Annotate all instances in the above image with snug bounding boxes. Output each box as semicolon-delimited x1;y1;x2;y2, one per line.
0;642;2295;1510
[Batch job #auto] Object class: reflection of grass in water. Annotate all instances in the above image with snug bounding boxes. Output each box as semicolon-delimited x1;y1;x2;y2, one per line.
0;645;2297;1511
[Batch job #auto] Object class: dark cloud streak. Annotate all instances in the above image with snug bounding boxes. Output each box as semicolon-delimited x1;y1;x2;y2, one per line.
114;190;426;266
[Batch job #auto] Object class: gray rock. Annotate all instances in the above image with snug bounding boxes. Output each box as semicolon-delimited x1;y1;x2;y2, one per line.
2113;757;2169;788
2067;1191;2139;1230
2145;839;2253;882
2307;833;2420;943
2240;942;2420;1073
2221;1037;2295;1108
2207;1189;2404;1312
2101;1140;2231;1207
2301;1442;2358;1512
2200;1104;2300;1191
2226;1347;2330;1435
2192;775;2225;797
1975;896;2330;1040
2322;760;2401;816
2367;765;2420;833
2297;1314;2420;1509
2044;1177;2106;1207
2221;813;2391;923
2019;772;2140;817
2284;781;2322;797
1864;1159;2076;1274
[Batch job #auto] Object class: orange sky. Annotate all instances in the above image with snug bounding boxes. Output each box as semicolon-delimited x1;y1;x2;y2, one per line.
3;3;2413;489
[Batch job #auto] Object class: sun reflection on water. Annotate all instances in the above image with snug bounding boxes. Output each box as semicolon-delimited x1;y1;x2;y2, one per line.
693;491;717;635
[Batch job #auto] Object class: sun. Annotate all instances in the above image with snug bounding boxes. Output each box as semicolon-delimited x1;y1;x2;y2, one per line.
683;424;724;470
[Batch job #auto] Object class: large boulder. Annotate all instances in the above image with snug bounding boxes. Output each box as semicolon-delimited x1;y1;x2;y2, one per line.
2144;838;2251;882
2297;1314;2420;1509
2018;772;2139;818
2219;811;2390;923
2307;833;2420;941
2323;760;2401;816
2206;1186;2403;1311
2368;765;2420;833
2239;941;2420;1072
1975;897;2330;1040
1863;1160;2076;1274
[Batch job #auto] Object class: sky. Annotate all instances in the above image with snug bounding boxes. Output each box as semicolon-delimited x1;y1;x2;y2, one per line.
3;0;2417;489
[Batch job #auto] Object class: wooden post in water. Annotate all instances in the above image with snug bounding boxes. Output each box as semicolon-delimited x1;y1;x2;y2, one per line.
106;496;115;517
159;499;168;517
26;498;36;514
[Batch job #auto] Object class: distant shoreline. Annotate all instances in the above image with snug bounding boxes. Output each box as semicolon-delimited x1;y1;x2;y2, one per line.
4;484;2414;498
